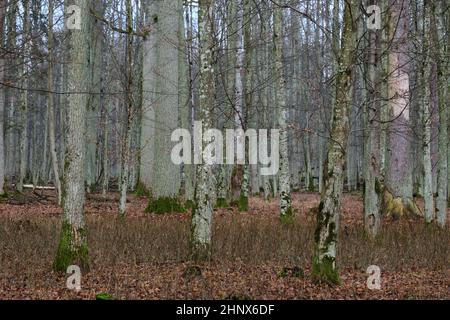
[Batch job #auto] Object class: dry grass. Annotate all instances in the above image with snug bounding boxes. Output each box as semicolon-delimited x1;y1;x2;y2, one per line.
0;192;448;299
0;212;448;272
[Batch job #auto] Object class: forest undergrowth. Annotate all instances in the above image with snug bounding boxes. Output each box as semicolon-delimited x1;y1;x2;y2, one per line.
0;192;448;299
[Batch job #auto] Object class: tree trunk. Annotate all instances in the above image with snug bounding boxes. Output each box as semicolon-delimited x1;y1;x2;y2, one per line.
54;0;90;272
140;0;181;207
273;5;292;221
190;0;215;261
18;0;31;192
431;1;448;228
0;0;6;195
119;0;134;216
85;0;105;191
384;0;420;218
312;0;356;285
364;0;382;238
422;1;433;222
47;0;62;205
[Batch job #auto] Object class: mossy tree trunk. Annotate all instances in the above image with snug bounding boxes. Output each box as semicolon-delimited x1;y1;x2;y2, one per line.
273;4;292;221
312;0;356;285
54;0;90;272
190;0;215;261
384;0;421;218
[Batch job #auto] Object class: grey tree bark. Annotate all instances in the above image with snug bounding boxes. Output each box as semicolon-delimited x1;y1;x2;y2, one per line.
364;1;382;238
47;0;62;205
273;4;292;220
384;0;421;218
54;0;90;272
431;1;448;228
119;0;134;216
0;0;6;195
190;0;215;261
312;0;356;285
422;0;433;222
18;0;31;192
140;0;181;207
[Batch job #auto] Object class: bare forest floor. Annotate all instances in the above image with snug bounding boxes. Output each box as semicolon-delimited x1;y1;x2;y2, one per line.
0;191;448;300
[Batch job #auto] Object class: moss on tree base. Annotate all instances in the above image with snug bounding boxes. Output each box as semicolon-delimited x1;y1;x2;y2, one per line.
215;197;229;209
280;209;294;225
135;182;150;197
238;195;248;211
53;221;89;272
145;197;186;214
312;255;340;285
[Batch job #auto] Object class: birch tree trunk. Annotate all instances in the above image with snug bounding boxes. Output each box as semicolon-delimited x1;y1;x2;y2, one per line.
312;0;356;284
54;0;90;272
233;0;248;211
273;4;292;220
190;0;215;261
364;1;381;237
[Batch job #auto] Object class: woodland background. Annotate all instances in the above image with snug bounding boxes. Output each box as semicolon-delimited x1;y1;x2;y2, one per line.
0;0;448;299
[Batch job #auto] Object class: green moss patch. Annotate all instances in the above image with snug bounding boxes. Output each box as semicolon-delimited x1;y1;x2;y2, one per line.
135;182;150;197
215;197;229;209
96;292;115;300
53;221;89;272
312;255;340;285
145;197;186;214
238;195;248;211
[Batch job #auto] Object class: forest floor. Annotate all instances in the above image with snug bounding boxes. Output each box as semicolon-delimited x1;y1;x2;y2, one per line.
0;190;448;300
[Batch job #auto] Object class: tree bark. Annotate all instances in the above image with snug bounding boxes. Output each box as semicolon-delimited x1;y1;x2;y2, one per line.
190;0;215;261
18;0;31;192
54;0;90;272
384;0;420;218
0;0;6;195
273;4;292;220
364;0;382;238
312;0;356;285
47;0;62;205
